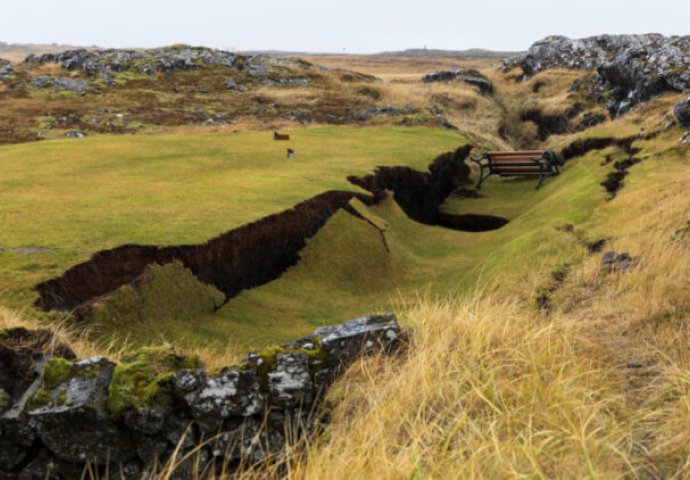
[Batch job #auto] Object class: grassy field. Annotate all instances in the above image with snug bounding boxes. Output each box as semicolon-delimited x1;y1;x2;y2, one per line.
0;126;467;345
0;119;617;354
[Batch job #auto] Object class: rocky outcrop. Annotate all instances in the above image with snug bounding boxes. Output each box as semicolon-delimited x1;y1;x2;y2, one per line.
0;315;403;478
422;68;494;94
24;46;299;77
507;34;690;116
29;75;92;94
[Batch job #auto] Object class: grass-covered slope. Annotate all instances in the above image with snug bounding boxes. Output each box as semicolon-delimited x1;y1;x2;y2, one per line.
0;126;461;304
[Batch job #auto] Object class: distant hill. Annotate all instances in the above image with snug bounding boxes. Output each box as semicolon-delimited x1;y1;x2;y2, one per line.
0;41;87;62
374;48;523;58
241;48;522;59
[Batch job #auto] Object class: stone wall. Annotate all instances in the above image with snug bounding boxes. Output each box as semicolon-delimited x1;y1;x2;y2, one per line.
0;314;403;479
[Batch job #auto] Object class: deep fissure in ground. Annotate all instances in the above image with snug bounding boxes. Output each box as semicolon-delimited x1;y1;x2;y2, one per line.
37;145;508;315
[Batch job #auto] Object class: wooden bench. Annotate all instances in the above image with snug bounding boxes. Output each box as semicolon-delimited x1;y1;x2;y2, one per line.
471;150;560;190
274;131;290;141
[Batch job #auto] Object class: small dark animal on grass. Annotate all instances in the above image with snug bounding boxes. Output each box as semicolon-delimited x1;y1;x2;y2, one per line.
287;148;295;159
274;131;290;141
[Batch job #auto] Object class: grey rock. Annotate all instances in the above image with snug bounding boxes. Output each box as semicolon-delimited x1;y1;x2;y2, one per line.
681;132;690;144
28;356;134;465
184;367;264;422
601;251;635;272
225;77;247;91
0;417;36;471
287;314;402;384
15;450;63;480
423;68;493;94
268;353;313;408
0;360;44;471
674;97;690;127
264;77;311;86
30;75;92;93
0;59;12;82
124;407;165;434
100;72;116;86
172;368;205;393
64;131;85;138
136;435;168;463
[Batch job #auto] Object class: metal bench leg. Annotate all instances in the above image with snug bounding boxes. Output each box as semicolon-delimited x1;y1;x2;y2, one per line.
476;166;490;189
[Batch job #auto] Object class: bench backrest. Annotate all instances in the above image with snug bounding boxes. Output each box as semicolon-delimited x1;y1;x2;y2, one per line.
484;151;550;175
486;151;546;162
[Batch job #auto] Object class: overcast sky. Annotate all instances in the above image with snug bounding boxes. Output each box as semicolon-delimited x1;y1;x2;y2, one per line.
3;0;690;53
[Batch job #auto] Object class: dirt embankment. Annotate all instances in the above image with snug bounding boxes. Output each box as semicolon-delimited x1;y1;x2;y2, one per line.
36;190;376;313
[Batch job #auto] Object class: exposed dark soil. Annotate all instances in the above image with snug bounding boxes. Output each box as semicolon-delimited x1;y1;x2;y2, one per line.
451;187;483;199
348;146;509;233
601;157;642;198
36;190;376;313
438;213;510;232
560;131;660;163
585;238;607;253
534;264;570;312
0;328;75;401
520;109;570;140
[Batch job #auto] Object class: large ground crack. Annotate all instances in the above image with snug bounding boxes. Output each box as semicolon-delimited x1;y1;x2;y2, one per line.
36;190;376;313
36;145;510;315
348;145;509;232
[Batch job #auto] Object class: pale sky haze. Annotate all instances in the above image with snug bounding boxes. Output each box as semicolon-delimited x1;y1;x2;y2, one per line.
3;0;690;53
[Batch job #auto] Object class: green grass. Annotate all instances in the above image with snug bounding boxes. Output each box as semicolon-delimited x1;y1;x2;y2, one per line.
0;125;621;353
0;126;463;308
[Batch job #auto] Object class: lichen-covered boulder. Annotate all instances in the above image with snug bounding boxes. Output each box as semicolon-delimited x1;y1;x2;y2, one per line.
268;353;314;408
290;314;401;365
184;367;264;424
28;356;134;465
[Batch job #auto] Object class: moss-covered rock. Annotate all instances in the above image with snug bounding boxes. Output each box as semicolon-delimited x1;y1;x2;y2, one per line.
106;345;201;419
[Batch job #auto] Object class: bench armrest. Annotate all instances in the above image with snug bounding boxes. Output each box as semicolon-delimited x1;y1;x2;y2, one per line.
471;153;489;164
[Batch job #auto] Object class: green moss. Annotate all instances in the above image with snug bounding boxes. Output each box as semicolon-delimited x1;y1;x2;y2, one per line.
27;357;74;410
0;328;9;340
42;357;73;389
106;345;201;419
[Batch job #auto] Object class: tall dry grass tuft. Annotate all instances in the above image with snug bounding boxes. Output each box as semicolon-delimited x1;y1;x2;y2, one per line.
300;294;634;479
0;304;124;361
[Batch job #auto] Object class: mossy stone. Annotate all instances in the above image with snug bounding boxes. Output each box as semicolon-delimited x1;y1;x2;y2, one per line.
106;345;201;419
